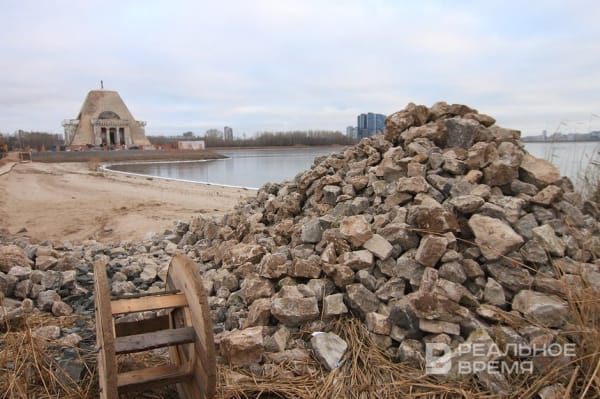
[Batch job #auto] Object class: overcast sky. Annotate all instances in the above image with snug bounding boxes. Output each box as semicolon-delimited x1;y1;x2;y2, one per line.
1;0;599;137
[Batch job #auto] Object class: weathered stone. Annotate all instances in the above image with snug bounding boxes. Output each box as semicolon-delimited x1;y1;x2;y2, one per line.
520;240;549;264
259;253;289;279
37;290;60;311
531;224;565;257
13;279;32;299
301;219;323;243
0;245;30;273
363;234;393;260
519;154;561;188
445;117;480;148
397;339;424;365
224;243;266;267
110;280;136;296
213;269;239;292
271;296;319;326
322;293;348;318
439;262;467;284
41;270;62;290
375;278;406;301
512;290;568;327
290;257;322;279
241;274;274;304
514;213;538;240
32;325;61;340
483;278;506;306
340;215;373;247
244;298;272;327
310;332;347;371
531;185;562;206
35;255;58;271
51;300;73;316
8;266;32;280
419;319;460;335
340;250;373;271
415;235;448;267
409;205;460;233
345;283;380;319
449;195;485;213
322;185;342;206
468;215;524;260
322;263;354;288
397;176;428;193
487;262;533;292
510;180;538;196
366;312;392;335
264;326;290;352
221;326;264;366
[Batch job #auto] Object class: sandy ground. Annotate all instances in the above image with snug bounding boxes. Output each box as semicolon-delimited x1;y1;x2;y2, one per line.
0;161;255;243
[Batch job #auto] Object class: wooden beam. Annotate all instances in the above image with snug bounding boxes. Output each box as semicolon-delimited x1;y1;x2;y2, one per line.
115;327;195;354
110;293;187;315
114;314;170;337
117;364;191;393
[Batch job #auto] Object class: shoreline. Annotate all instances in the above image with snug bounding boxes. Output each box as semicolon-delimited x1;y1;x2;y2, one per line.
0;161;255;243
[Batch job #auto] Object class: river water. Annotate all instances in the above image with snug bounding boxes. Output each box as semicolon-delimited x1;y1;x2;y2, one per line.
107;142;600;190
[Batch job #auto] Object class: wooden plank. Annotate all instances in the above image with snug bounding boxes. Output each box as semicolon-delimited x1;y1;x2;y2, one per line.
114;314;170;337
110;293;187;315
111;288;180;300
167;255;216;399
115;326;195;354
117;364;192;393
94;259;119;399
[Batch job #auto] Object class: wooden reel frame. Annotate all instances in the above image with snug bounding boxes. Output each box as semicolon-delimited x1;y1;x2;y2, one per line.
94;254;216;398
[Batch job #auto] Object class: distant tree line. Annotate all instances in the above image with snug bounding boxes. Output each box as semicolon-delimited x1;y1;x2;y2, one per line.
148;130;356;148
0;130;64;151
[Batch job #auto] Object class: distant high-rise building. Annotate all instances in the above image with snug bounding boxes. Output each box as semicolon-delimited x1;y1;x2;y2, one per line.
224;126;233;141
356;112;386;139
346;126;358;139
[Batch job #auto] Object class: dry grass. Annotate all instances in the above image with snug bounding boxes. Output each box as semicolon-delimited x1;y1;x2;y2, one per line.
0;312;96;399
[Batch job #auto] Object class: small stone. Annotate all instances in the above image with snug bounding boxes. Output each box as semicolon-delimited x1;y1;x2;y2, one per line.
415;235;448;267
340;250;373;271
448;195;485;213
32;325;61;340
366;312;391;335
221;326;264;366
310;332;347;371
244;298;272;328
531;224;566;257
519;154;561;188
35;255;58;271
271;296;319;326
52;301;73;316
340;215;373;247
419;319;460;335
512;290;568;327
483;278;506;306
363;234;393;260
345;284;381;319
322;293;348;318
468;215;524;260
37;290;60;311
301;219;323;243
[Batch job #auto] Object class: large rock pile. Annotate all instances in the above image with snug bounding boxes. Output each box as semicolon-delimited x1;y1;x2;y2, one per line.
1;101;599;395
179;102;600;393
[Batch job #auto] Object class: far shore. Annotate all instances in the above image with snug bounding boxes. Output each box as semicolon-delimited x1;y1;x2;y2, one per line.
30;149;226;163
0;161;255;243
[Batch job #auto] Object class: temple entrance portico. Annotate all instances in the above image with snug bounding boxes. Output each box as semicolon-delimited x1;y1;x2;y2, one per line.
92;118;131;146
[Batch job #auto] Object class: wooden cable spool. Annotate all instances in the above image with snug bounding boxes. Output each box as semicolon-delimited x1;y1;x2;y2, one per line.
94;254;216;399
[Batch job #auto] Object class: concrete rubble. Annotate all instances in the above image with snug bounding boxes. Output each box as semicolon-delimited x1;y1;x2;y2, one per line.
1;102;599;396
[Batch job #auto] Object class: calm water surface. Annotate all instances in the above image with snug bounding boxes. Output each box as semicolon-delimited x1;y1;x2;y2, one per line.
108;147;344;189
107;142;600;189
